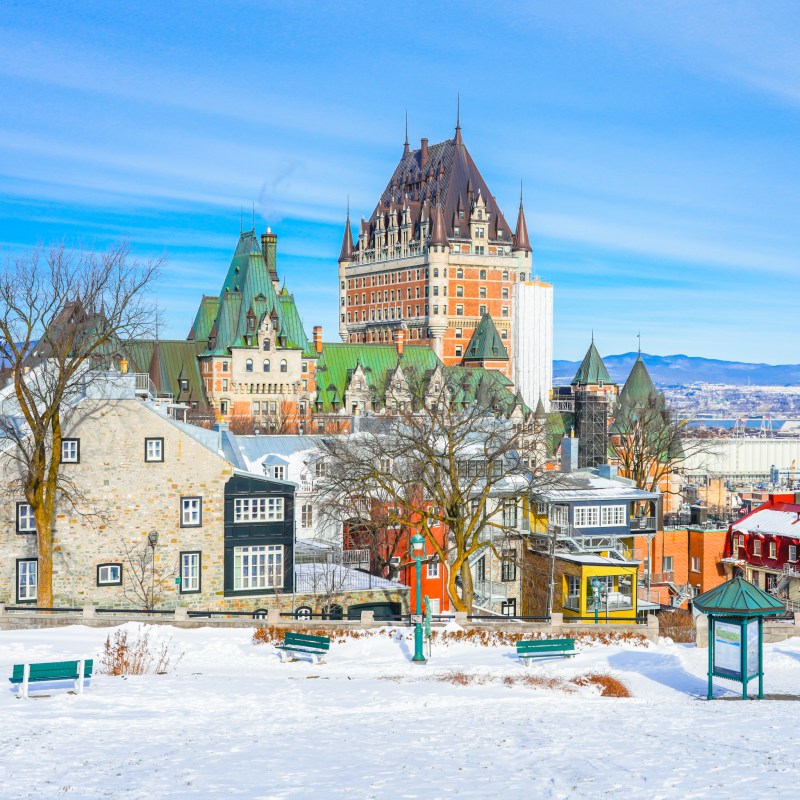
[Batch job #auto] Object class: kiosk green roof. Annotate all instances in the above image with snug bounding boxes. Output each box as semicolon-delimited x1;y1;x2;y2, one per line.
694;577;786;617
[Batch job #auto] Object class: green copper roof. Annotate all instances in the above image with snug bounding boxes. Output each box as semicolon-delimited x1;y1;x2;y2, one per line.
443;366;522;416
694;577;786;616
463;314;508;361
187;296;219;342
619;354;658;404
572;341;612;386
315;344;441;413
196;230;312;358
122;340;210;412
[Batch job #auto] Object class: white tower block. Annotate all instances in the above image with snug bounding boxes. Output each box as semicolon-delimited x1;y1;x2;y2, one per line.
512;279;553;412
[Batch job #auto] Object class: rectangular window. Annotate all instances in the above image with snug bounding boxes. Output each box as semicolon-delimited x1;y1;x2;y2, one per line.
691;556;700;573
502;500;518;528
272;465;286;481
233;545;283;590
180;496;202;527
790;545;797;562
60;438;80;464
769;541;777;559
16;559;37;602
97;563;122;586
663;556;674;572
550;505;568;527
426;560;440;579
16;502;36;534
501;551;517;582
500;598;517;617
600;505;626;527
753;539;762;556
301;503;313;528
180;552;201;593
234;497;284;523
456;305;464;316
479;304;487;316
475;555;486;582
145;437;164;462
574;506;600;527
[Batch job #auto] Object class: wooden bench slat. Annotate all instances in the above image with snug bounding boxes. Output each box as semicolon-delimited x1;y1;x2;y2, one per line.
284;633;330;646
10;659;93;684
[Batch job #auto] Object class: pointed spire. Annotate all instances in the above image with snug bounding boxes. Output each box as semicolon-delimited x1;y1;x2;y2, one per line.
463;314;509;362
513;182;532;253
455;93;462;144
572;340;612;387
339;206;354;263
534;397;547;420
403;110;409;156
429;202;448;248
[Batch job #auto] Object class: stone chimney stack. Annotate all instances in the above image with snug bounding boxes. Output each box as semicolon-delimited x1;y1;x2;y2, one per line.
420;137;428;167
561;432;579;474
393;326;406;356
313;325;323;354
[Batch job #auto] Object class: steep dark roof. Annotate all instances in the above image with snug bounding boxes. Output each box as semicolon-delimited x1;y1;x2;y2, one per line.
339;214;354;262
514;198;531;252
362;131;513;245
429;203;448;247
572;342;612;386
463;314;509;361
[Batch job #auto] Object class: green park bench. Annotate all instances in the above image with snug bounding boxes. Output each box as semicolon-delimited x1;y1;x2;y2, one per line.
516;638;576;665
9;658;93;698
276;632;330;664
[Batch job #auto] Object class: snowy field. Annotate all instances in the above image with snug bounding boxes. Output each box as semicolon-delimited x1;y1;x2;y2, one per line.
1;624;799;799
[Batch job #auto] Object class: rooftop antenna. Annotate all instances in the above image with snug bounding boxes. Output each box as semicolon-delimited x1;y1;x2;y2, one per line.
637;332;641;356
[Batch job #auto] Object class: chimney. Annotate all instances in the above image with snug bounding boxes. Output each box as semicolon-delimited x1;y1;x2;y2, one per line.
313;325;323;354
393;326;406;356
420;137;428;166
261;228;278;284
560;433;579;474
598;463;618;479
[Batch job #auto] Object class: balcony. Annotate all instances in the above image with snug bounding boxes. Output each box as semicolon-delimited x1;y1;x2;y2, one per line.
631;516;657;533
651;571;675;584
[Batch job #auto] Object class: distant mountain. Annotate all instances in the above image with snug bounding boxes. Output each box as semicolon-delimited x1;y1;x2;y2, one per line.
553;352;800;387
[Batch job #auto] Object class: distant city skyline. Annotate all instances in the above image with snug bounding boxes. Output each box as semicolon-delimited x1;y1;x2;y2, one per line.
2;1;799;362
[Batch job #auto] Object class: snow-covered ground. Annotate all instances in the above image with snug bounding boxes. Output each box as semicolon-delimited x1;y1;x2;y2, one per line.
1;624;799;799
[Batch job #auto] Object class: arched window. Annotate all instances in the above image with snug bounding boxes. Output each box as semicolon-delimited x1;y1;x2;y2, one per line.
245;359;253;373
295;606;313;619
502;270;509;280
479;269;487;280
263;360;270;372
280;359;288;373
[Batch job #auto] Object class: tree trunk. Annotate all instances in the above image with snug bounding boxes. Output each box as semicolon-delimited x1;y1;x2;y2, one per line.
34;505;54;607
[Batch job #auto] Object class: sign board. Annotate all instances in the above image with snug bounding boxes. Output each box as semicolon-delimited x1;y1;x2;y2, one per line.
746;619;759;679
713;620;742;680
410;614;423;624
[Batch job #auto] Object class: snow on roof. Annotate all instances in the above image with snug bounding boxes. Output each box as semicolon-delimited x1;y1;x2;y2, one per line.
556;553;640;567
295;562;407;591
539;469;658;502
732;504;800;538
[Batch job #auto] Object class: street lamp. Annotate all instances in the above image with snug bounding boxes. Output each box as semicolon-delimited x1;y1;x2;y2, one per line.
410;532;427;663
148;530;159;610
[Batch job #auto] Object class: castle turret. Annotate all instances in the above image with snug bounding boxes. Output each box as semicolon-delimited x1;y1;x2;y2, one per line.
338;211;354;341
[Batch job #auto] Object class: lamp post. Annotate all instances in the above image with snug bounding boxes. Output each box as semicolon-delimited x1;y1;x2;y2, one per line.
148;530;159;610
410;533;427;663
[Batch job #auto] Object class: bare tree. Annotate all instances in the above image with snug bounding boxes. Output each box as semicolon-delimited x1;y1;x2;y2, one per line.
0;243;161;605
317;377;557;612
120;538;178;610
609;390;716;496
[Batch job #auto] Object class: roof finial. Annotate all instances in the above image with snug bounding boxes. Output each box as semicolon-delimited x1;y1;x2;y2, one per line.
454;93;463;144
591;329;594;345
347;194;350;220
520;179;524;207
637;332;641;356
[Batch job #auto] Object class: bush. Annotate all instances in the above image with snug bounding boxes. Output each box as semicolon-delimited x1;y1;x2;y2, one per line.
656;610;696;643
571;673;632;697
99;627;183;676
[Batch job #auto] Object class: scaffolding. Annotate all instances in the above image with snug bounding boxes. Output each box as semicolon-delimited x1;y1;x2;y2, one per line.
574;390;610;469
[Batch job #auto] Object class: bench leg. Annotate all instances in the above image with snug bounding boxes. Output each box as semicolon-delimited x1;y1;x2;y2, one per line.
76;660;85;695
21;664;30;699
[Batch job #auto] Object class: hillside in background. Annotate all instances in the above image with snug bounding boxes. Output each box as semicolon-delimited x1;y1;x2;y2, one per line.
553;352;800;387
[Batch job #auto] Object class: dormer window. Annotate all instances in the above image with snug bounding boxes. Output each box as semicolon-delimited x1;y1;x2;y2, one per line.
179;379;189;391
263;339;270;351
477;210;482;220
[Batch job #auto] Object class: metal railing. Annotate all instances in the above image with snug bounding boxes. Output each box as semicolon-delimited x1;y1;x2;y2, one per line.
631;516;657;532
650;571;675;584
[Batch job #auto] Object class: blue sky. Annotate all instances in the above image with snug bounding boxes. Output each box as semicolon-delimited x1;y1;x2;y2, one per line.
2;1;799;362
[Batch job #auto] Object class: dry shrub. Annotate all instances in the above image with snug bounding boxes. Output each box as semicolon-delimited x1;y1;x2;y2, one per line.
100;628;183;676
656;610;696;643
440;670;474;686
571;673;631;697
252;625;648;649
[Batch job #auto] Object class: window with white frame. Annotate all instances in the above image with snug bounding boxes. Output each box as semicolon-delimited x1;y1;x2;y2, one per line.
550;505;568;527
234;497;284;523
145;438;164;462
426;560;440;579
233;545;283;590
601;505;626;527
574;506;600;527
691;556;700;573
301;503;313;528
502;499;518;527
753;539;762;556
16;502;36;533
663;556;674;573
97;563;122;586
769;541;777;559
180;497;202;527
180;552;201;593
272;465;286;481
790;545;797;562
61;438;80;464
17;559;37;602
427;598;440;615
